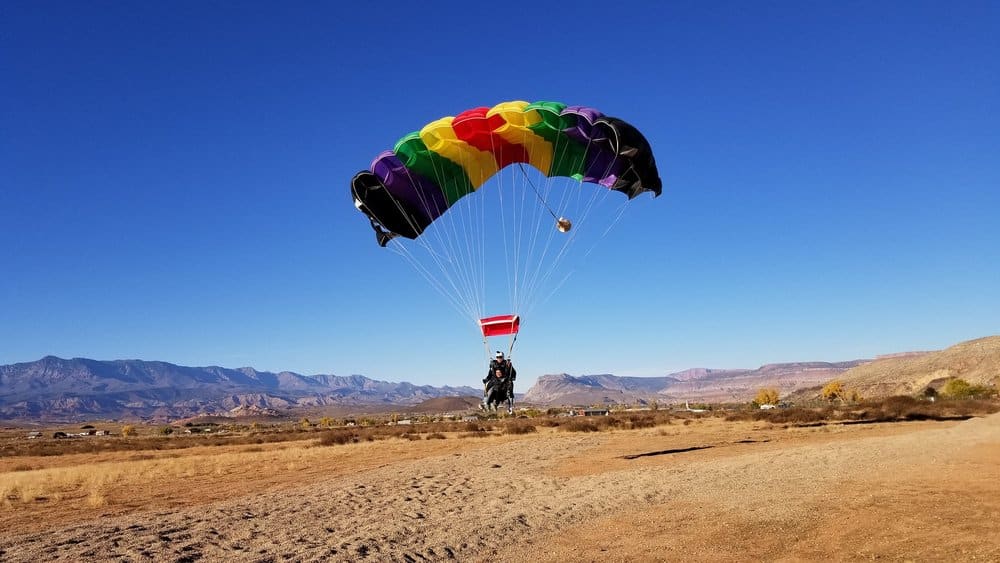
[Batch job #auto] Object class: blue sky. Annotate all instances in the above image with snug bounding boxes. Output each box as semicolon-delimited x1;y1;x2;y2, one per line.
3;1;998;388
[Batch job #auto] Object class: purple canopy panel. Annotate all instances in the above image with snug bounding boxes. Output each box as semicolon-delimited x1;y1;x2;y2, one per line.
561;106;604;146
371;151;449;224
580;121;626;187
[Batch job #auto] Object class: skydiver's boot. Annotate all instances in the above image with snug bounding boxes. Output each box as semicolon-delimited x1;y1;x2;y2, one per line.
507;397;514;415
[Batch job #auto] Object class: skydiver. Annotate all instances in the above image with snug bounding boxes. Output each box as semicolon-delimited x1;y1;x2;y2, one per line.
482;367;504;411
487;351;516;414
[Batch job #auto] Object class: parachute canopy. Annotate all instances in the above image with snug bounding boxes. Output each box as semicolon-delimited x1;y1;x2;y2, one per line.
352;100;662;246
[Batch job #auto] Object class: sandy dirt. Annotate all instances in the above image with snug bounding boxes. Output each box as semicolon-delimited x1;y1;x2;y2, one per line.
1;414;998;562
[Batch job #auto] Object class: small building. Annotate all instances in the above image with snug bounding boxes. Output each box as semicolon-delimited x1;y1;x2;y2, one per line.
574;409;610;417
26;431;42;439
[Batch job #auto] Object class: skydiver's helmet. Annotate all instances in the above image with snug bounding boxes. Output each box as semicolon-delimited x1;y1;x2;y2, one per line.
495;351;504;361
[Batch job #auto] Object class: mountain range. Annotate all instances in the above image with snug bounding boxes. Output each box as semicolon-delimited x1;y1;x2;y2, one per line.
3;336;997;420
0;356;478;421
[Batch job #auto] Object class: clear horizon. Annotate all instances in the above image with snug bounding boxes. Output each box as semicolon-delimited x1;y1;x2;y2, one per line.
3;1;998;389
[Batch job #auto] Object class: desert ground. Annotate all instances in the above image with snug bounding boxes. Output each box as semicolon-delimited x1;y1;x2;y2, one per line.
1;412;999;562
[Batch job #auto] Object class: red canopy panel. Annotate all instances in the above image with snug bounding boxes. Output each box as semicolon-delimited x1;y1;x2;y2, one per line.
479;314;520;337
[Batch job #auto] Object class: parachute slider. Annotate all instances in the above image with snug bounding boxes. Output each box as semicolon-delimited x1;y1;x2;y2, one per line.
479;314;520;337
556;217;572;233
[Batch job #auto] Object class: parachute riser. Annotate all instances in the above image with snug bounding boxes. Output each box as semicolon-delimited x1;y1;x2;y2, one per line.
481;328;518;365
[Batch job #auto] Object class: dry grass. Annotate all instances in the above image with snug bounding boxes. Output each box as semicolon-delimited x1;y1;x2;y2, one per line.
1;440;375;508
0;429;306;458
0;419;490;460
556;411;675;433
4;437;377;509
2;419;556;509
9;401;991;511
724;397;999;425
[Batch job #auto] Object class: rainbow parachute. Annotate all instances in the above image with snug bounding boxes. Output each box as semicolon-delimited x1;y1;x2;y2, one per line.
352;101;661;245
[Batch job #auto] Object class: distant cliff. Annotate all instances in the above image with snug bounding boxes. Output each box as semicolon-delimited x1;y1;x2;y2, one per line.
522;361;868;405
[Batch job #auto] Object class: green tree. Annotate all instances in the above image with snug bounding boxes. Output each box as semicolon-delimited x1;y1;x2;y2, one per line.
942;378;995;399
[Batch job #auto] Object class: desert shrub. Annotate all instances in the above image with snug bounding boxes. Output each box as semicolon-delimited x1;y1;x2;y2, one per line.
459;431;493;438
464;421;495;433
724;410;754;422
425;432;447;440
883;395;918;408
879;395;921;419
623;413;658;429
121;425;136;437
159;426;174;435
561;419;600;433
381;425;410;438
401;433;422;441
504;422;536;435
318;430;359;446
754;407;829;425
